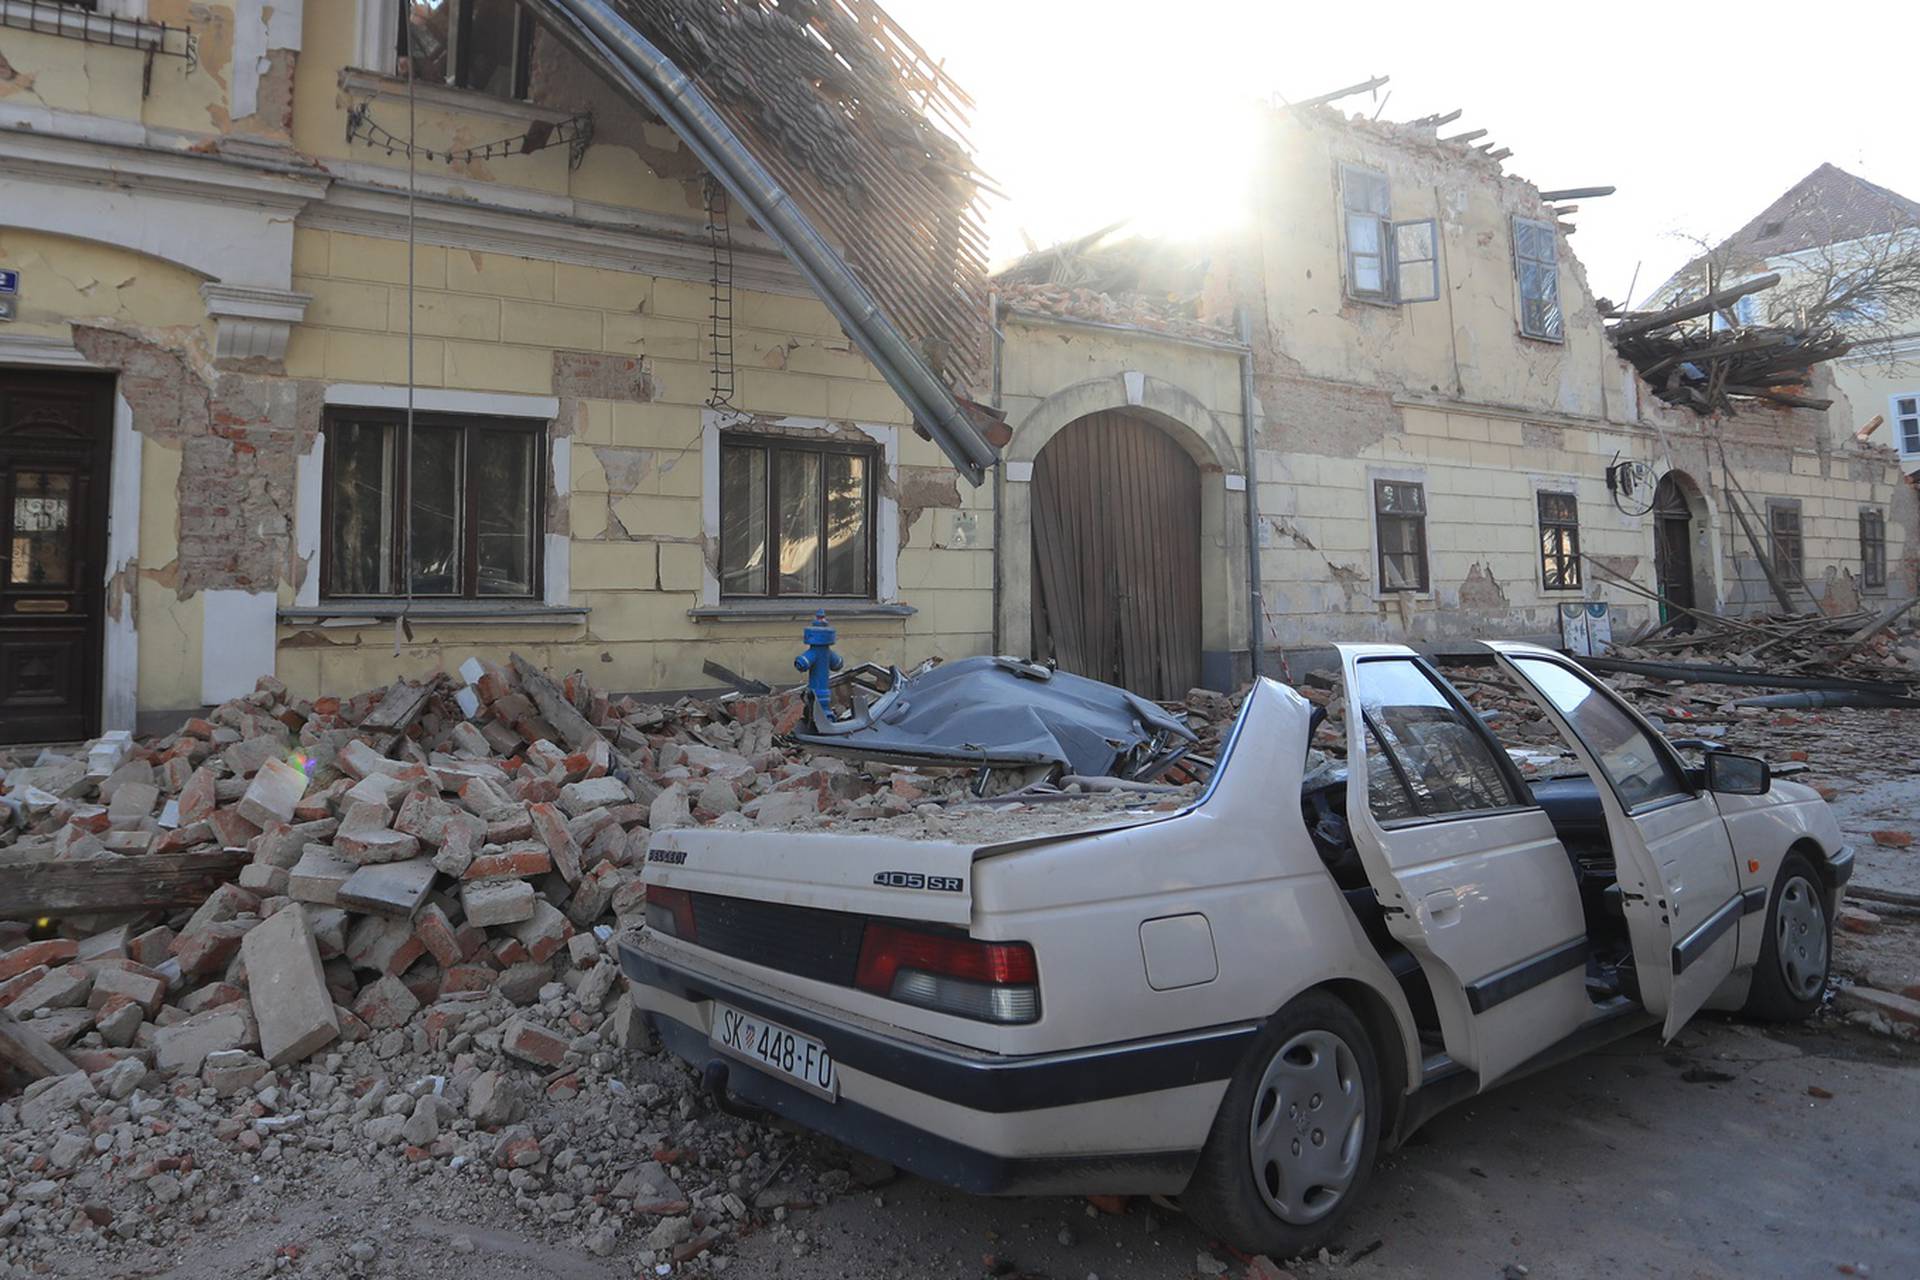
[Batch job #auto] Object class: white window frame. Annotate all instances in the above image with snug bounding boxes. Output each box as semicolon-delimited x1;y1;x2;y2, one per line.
1891;392;1920;460
699;411;900;610
1512;215;1564;342
1340;164;1440;307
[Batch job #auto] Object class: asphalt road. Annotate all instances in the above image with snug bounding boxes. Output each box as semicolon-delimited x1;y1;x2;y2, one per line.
727;1013;1918;1280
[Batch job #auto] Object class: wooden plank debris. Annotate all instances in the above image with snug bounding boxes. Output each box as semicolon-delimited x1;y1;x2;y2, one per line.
0;849;251;920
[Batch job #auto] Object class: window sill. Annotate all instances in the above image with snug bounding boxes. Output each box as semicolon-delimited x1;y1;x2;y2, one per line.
280;602;588;627
338;69;578;128
688;600;916;623
1518;330;1567;346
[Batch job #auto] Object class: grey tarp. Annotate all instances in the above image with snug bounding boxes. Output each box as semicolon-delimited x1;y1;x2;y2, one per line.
790;656;1196;779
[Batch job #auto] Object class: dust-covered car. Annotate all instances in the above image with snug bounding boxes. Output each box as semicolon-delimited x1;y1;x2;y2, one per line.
619;642;1852;1256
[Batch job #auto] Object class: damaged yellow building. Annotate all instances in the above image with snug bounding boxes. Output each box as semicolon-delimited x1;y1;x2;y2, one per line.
0;4;1911;742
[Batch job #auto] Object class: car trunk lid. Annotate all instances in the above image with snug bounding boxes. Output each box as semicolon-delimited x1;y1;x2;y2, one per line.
646;827;976;927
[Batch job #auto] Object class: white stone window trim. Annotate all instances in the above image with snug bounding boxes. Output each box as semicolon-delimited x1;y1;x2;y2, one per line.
1528;474;1587;595
697;408;901;615
295;384;572;613
1365;463;1433;603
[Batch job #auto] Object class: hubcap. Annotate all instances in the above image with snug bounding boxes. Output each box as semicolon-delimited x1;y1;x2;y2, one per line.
1246;1029;1365;1225
1775;875;1828;1002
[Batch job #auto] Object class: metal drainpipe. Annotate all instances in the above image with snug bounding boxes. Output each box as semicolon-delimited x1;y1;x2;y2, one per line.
989;292;1005;656
529;0;998;484
1238;306;1265;683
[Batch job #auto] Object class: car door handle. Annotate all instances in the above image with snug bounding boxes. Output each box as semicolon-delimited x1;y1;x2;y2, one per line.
1422;889;1462;927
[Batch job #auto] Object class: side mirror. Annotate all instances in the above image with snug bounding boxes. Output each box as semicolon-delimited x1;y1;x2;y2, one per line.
1706;752;1770;796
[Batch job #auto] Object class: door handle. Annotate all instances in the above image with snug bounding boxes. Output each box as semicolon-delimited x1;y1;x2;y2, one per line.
1422;889;1462;927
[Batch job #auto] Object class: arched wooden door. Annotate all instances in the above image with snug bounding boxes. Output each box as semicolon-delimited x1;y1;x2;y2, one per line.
1652;473;1696;627
1030;411;1201;699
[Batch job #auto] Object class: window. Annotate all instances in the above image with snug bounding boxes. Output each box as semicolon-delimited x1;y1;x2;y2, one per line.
1861;508;1887;591
1340;165;1439;305
322;410;544;599
1894;395;1920;458
1512;216;1562;341
1537;490;1581;590
1355;658;1523;823
401;0;535;99
719;434;875;599
1509;657;1689;811
1767;500;1804;586
1373;479;1429;593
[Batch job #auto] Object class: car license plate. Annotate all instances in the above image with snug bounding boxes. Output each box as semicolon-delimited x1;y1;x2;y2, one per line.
710;1003;838;1102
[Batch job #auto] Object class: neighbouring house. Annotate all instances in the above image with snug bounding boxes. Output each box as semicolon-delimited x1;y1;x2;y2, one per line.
989;102;1916;692
2;5;1914;744
1644;163;1920;475
0;0;1004;743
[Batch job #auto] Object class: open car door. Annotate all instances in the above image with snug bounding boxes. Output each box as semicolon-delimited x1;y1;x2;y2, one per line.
1337;645;1592;1083
1488;643;1743;1039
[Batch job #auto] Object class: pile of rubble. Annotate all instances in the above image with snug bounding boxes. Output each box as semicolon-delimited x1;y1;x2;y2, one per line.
0;654;1032;1273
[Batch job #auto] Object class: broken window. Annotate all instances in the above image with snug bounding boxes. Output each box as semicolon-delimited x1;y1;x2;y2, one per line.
1354;658;1523;823
719;435;874;600
1512;216;1563;341
1537;490;1582;591
1894;394;1920;458
322;411;544;600
1374;479;1436;594
401;0;535;100
1340;165;1439;305
1767;500;1804;586
1373;479;1429;593
1861;508;1887;591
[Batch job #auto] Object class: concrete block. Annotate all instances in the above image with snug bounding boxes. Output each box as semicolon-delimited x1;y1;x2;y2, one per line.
337;857;437;918
558;776;629;816
287;844;357;905
19;1072;97;1129
337;739;407;780
335;828;422;866
241;905;340;1066
508;900;573;964
345;913;426;976
153;1001;254;1075
88;964;167;1016
236;756;307;828
106;782;160;829
15;966;92;1014
352;975;421;1030
462;877;536;927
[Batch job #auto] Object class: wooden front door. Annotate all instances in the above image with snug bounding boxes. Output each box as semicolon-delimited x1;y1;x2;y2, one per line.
1;371;112;744
1030;411;1202;700
1651;475;1695;627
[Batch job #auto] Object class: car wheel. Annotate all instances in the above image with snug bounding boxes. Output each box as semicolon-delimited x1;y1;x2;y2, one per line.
1183;992;1381;1259
1743;850;1831;1022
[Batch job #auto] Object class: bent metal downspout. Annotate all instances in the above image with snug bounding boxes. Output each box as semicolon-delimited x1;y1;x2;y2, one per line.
526;0;997;485
1237;307;1264;682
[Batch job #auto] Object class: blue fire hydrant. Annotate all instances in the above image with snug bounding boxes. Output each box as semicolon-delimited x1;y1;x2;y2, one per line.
795;610;843;711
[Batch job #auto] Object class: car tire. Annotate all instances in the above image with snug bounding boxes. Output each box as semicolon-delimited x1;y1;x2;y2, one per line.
1742;850;1832;1022
1182;991;1382;1259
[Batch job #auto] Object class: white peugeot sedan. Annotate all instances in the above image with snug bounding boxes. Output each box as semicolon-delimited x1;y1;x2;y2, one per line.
621;642;1852;1256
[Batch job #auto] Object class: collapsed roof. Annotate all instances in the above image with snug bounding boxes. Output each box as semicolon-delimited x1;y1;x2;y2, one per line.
526;0;1002;481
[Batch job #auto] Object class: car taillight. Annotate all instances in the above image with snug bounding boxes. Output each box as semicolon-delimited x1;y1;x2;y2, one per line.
854;924;1039;1024
644;884;698;941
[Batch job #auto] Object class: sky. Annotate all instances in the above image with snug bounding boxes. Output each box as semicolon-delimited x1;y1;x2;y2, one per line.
883;0;1920;306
